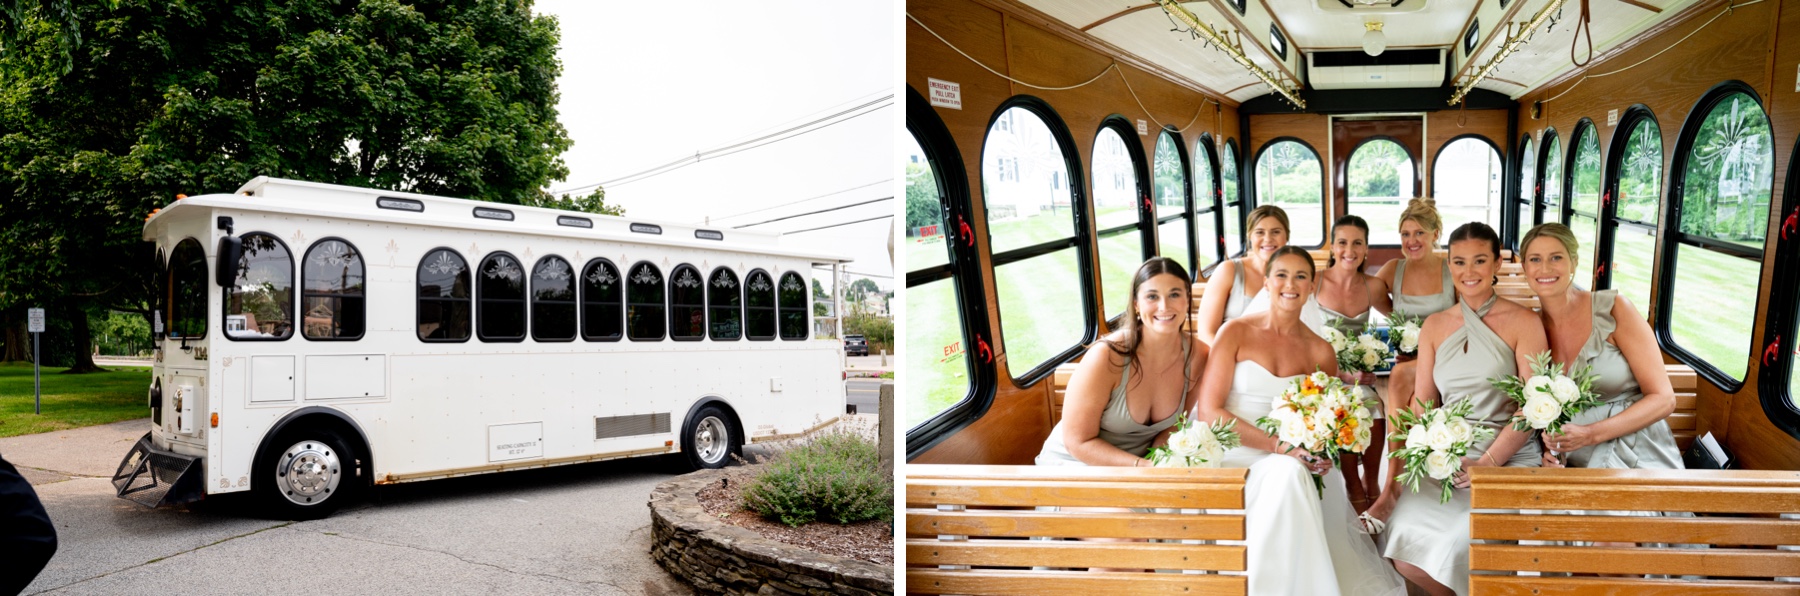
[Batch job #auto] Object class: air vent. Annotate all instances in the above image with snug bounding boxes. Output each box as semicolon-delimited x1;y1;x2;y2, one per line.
1308;49;1445;90
1312;49;1441;67
596;413;671;439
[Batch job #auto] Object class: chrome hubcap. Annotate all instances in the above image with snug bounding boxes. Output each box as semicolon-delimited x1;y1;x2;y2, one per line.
696;417;729;464
277;441;340;506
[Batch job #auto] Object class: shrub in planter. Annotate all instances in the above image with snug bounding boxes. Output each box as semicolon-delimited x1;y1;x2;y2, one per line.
740;427;892;527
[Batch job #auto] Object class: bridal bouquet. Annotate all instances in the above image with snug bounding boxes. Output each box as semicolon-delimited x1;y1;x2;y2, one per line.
1255;372;1375;497
1489;351;1602;435
1323;323;1392;374
1385;312;1424;357
1146;413;1241;468
1388;399;1497;503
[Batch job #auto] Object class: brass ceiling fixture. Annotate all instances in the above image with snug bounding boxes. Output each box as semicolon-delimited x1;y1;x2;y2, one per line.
1450;0;1570;105
1157;0;1306;109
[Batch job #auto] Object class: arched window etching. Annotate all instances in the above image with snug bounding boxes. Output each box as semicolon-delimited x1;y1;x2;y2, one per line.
1152;131;1192;273
626;261;666;341
1538;130;1562;229
226;232;293;340
1093;120;1150;322
580;259;623;341
302;238;365;340
1254;138;1324;246
477;252;526;341
1193;134;1221;270
669;264;705;341
778;271;808;340
745;269;777;341
531;256;576;341
1605;114;1662;313
1222;140;1243;256
1514;135;1535;249
417;248;470;342
708;267;742;341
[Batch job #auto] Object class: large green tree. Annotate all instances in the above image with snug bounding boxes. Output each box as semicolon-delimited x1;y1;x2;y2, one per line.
0;0;573;368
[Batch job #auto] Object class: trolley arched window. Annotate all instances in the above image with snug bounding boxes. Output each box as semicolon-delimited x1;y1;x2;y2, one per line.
708;267;742;341
477;252;526;342
981;97;1094;383
531;256;576;342
1602;111;1662;314
302;238;365;340
1763;136;1800;439
167;238;208;339
1347;138;1415;245
1431;136;1504;245
745;269;776;341
417;248;471;342
1658;83;1773;390
1538;129;1562;229
225;233;293;340
1223;139;1243;257
1569;120;1603;289
1094;119;1150;323
669;264;705;341
777;271;808;340
1254;138;1324;247
580;259;623;341
1194;134;1222;270
1152;130;1192;273
1514;135;1536;249
626;261;665;341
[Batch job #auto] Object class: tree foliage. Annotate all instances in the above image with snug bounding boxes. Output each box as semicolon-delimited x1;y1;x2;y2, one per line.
521;187;623;216
0;0;573;363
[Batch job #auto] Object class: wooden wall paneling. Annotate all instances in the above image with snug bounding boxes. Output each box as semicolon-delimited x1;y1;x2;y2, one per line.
1249;113;1333;245
1425;108;1511;195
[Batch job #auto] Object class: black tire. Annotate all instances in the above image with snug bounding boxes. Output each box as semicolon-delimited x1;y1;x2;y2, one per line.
254;426;360;520
681;405;741;470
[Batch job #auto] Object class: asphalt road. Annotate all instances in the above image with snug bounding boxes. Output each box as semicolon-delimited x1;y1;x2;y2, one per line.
846;379;883;415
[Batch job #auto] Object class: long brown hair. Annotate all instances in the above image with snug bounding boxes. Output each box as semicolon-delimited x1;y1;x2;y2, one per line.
1103;257;1194;389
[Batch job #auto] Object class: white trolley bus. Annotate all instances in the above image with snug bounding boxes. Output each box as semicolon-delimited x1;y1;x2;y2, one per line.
112;177;849;518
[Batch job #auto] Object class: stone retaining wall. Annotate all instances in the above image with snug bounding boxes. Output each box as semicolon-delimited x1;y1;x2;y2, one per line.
648;468;894;595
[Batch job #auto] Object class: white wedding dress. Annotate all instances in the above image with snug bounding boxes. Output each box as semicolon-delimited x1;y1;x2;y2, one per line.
1220;360;1406;596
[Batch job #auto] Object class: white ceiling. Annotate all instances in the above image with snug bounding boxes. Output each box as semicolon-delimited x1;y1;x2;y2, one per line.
1015;0;1690;103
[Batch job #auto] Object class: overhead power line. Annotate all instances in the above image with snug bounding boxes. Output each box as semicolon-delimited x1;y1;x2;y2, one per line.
553;94;894;194
707;178;891;224
732;197;892;229
780;214;893;235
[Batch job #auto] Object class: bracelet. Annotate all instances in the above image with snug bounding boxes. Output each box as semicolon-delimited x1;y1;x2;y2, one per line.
1479;452;1495;466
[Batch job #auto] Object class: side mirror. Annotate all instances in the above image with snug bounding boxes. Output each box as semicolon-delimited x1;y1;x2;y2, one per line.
216;235;243;287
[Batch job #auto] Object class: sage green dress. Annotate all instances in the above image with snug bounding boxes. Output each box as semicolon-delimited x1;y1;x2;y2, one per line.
1391;259;1456;318
1036;340;1192;464
1382;295;1539;595
1562;290;1684;470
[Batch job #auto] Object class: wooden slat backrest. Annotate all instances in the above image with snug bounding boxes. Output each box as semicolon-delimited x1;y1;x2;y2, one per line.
1667;365;1699;450
1050;362;1079;425
1467;467;1800;595
907;465;1250;594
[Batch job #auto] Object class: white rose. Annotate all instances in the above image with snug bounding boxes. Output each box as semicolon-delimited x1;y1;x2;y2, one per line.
1153;453;1184;468
1521;393;1562;429
1279;417;1310;446
1426;421;1456;451
1167;427;1200;456
1550;376;1580;404
1448;418;1474;445
1424;450;1459;480
1405;423;1429;449
1525;376;1554;399
1399;327;1420;353
1310;371;1332;387
1194;443;1225;467
1361;349;1381;369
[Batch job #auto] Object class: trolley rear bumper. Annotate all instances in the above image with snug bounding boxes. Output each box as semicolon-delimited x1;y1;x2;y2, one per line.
112;433;204;508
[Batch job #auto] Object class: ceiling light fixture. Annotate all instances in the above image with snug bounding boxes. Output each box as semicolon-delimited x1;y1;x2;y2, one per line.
1449;0;1568;104
1157;0;1305;109
1363;21;1387;56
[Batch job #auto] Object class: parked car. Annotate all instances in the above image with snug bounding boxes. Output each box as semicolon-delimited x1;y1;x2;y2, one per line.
844;334;868;356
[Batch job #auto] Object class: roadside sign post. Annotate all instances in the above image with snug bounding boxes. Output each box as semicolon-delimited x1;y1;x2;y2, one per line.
28;307;45;414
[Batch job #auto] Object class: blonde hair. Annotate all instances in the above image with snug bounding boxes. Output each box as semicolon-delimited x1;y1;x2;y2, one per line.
1398;197;1442;234
1520;222;1580;264
1247;205;1290;234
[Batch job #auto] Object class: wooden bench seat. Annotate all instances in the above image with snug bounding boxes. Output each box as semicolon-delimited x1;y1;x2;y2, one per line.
1468;467;1800;595
906;464;1250;595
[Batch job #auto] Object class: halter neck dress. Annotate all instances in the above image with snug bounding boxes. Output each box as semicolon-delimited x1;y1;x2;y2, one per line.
1036;339;1193;464
1391;259;1457;318
1381;295;1540;595
1217;361;1406;596
1561;290;1684;470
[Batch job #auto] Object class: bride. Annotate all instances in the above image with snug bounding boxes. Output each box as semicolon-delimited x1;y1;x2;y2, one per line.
1195;246;1405;595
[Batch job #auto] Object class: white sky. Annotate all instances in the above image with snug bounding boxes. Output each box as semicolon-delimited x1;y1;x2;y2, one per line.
533;0;897;292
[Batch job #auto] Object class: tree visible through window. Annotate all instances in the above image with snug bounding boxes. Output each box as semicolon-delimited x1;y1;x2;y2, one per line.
1348;139;1415;245
1255;140;1323;246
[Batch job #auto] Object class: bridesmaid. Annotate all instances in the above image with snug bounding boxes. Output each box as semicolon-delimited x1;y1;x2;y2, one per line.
1317;215;1394;509
1197;246;1404;596
1036;257;1209;466
1373;198;1457;426
1195;205;1289;344
1520;223;1681;469
1369;222;1547;596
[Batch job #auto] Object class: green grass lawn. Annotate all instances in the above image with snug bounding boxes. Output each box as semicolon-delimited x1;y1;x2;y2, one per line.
0;362;151;438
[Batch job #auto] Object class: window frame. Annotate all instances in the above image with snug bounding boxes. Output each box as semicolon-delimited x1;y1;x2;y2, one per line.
980;95;1098;388
167;237;208;340
1756;134;1800;440
626;260;667;342
905;85;999;455
1223;138;1244;257
744;268;778;341
1654;80;1772;393
1270;24;1287;61
580;257;624;342
1092;115;1155;328
1195;133;1225;272
707;266;743;342
300;237;367;342
777;271;809;341
668;263;707;342
1464;19;1480;56
1566;118;1604;288
476;251;528;343
1427;134;1506;244
1512;134;1536;251
417;247;472;343
1152;128;1196;278
1249;136;1327;248
1536;128;1562;231
222;232;294;342
1597;105;1660;300
1346;135;1418;247
529;255;577;343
